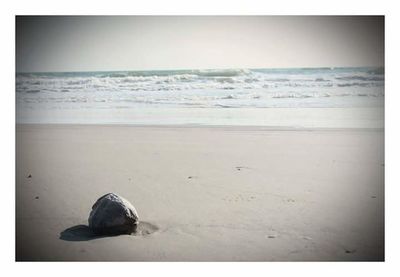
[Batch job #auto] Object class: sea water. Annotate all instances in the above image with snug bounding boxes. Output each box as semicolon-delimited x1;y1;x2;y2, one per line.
16;67;384;128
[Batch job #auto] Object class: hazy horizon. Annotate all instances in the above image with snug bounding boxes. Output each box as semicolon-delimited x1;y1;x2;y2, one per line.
16;16;384;73
16;65;384;74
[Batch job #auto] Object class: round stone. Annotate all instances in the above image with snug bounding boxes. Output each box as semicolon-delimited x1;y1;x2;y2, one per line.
88;193;139;235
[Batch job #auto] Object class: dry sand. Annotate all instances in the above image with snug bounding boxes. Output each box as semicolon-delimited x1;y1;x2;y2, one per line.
16;124;384;261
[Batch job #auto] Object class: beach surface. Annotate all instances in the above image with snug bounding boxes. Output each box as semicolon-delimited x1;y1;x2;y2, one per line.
16;124;384;261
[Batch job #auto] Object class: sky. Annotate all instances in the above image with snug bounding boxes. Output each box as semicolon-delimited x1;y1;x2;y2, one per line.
16;16;384;72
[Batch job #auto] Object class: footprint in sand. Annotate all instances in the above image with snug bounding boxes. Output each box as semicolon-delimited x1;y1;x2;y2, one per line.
235;166;251;171
222;194;256;202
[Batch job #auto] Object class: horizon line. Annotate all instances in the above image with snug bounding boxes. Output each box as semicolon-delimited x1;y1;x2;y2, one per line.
16;65;384;74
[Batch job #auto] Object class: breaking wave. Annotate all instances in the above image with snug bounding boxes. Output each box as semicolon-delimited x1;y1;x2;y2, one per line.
16;67;384;108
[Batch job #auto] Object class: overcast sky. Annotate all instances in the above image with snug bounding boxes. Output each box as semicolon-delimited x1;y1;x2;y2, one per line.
16;16;384;72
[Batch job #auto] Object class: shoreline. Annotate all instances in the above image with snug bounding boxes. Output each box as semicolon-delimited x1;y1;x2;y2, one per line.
16;106;384;129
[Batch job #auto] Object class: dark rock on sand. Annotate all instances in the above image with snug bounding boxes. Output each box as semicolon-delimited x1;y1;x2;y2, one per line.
88;193;139;235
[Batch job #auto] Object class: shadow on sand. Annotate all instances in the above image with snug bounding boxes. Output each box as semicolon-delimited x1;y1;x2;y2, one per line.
59;221;159;241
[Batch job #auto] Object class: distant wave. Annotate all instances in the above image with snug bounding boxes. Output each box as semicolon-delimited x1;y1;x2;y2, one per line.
16;67;384;109
16;67;384;94
190;68;250;77
71;68;252;79
335;76;384;81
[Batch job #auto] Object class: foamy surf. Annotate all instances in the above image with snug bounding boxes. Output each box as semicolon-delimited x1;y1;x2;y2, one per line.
16;67;384;126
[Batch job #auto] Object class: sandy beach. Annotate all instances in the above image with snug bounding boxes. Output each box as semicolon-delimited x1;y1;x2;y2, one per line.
16;124;384;261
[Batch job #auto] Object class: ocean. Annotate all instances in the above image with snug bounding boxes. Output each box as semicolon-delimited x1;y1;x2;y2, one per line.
16;67;384;127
